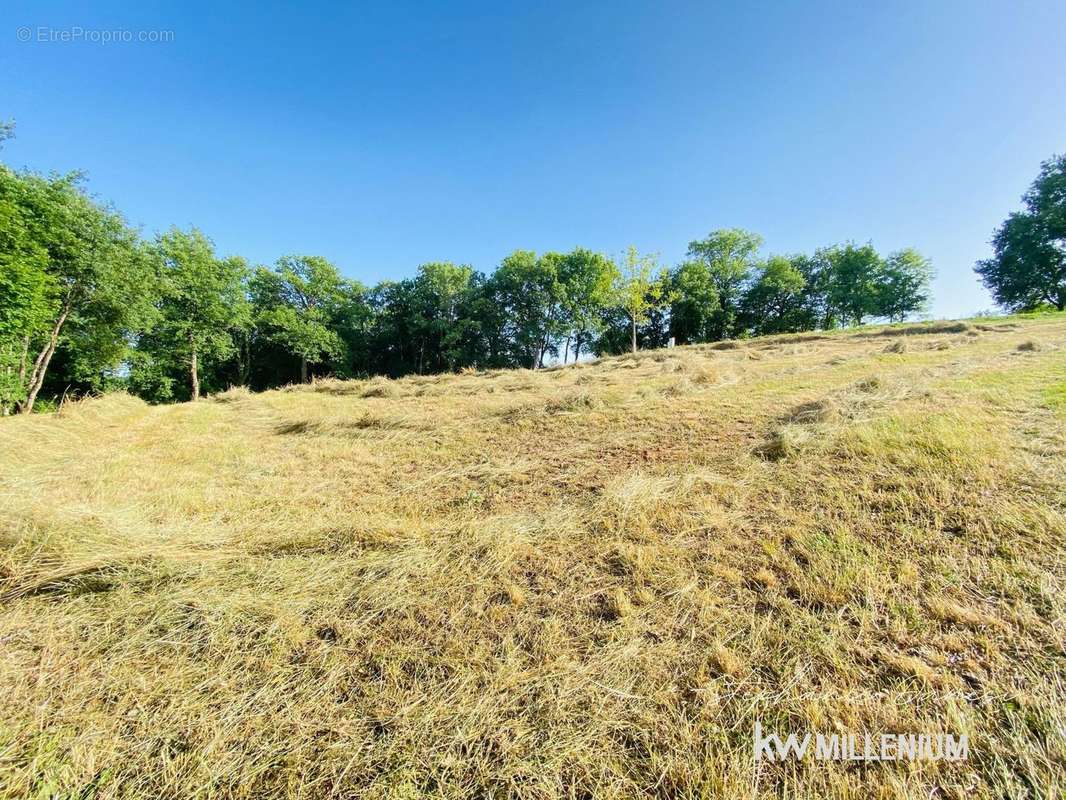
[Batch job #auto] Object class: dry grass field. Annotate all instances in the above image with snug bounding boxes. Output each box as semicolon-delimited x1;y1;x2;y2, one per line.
1;314;1065;799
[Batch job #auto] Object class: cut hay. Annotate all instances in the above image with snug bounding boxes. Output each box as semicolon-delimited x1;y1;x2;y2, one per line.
1;312;1065;799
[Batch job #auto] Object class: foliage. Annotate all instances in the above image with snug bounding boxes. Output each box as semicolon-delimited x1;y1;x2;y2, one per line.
667;260;720;344
879;248;933;322
251;256;354;383
613;246;668;353
485;250;565;369
738;255;806;335
976;154;1066;311
0;143;950;409
0;169;54;411
367;263;479;376
0;166;157;412
558;248;618;362
822;242;884;326
684;228;763;339
131;228;249;402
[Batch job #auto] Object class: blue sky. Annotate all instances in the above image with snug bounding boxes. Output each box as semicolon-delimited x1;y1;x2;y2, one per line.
3;1;1064;318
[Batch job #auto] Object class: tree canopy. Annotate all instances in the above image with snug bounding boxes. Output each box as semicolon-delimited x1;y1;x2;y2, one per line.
976;154;1066;312
132;228;249;402
253;256;352;383
1;136;948;412
685;228;763;340
0;166;157;413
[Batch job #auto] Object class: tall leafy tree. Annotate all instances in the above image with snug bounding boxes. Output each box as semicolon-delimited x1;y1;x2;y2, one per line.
485;251;564;369
878;248;932;322
252;255;352;383
411;262;476;373
2;169;157;413
451;271;504;369
684;228;763;339
791;251;836;330
0;170;54;413
976;154;1066;311
558;248;617;362
614;246;668;353
739;255;808;335
331;281;374;377
365;279;416;376
366;263;479;375
668;259;720;344
139;228;250;401
823;242;883;326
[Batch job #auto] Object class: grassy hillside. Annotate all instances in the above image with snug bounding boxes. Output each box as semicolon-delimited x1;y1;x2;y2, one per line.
1;314;1064;799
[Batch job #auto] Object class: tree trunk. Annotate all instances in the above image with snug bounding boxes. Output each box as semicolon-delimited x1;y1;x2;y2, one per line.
300;356;308;383
238;338;251;385
189;340;200;401
630;317;638;354
563;335;571;365
17;336;29;385
20;305;71;414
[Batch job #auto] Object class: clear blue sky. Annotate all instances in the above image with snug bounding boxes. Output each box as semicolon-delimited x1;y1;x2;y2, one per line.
3;1;1064;318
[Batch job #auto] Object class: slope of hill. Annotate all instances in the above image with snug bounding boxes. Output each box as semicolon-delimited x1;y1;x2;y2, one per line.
2;314;1065;799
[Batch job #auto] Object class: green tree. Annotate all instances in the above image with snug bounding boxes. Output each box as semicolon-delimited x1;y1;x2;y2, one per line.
486;251;564;369
331;281;374;377
0;170;54;413
976;154;1066;311
878;248;932;322
138;228;249;401
367;263;479;375
668;259;720;344
1;169;157;413
252;255;352;383
412;262;476;372
684;228;763;339
614;246;668;353
740;255;807;335
792;251;835;330
449;271;504;370
558;248;617;362
823;242;883;326
365;279;418;376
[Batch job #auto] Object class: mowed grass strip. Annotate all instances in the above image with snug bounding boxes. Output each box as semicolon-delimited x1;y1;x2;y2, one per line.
1;314;1064;799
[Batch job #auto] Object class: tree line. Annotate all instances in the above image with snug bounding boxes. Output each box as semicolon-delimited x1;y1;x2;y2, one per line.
2;136;935;413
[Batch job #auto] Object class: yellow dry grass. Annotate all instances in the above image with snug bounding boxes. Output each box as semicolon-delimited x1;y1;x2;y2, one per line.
2;314;1065;799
